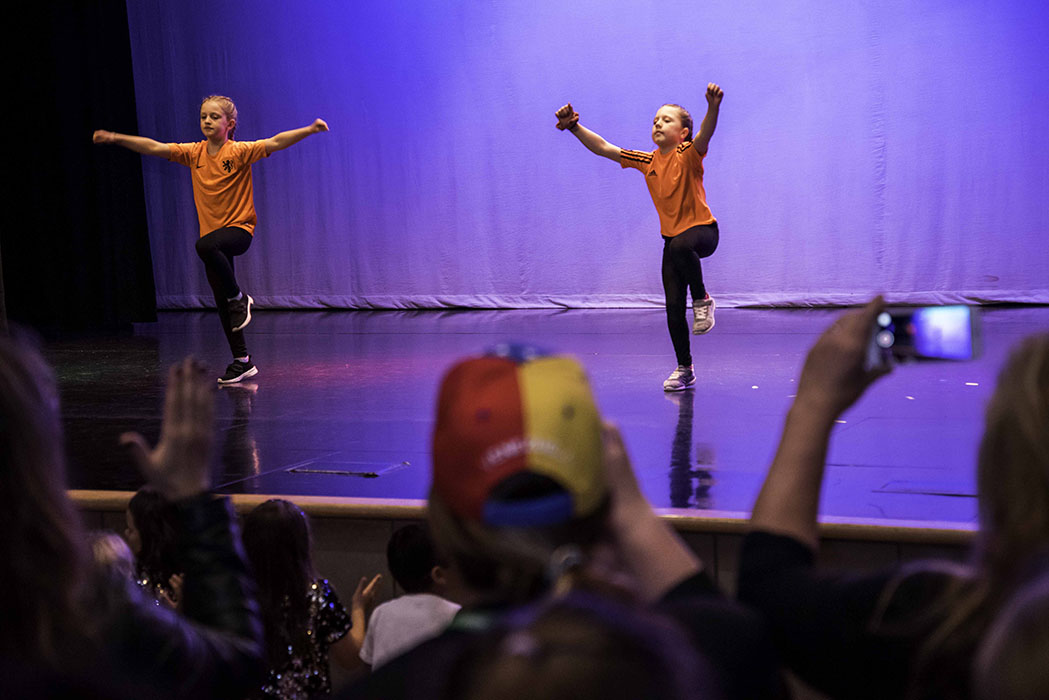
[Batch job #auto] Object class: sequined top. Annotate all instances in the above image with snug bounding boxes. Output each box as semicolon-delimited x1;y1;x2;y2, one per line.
258;578;352;700
136;572;178;608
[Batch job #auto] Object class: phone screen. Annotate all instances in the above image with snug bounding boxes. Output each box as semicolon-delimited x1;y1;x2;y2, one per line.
874;305;977;361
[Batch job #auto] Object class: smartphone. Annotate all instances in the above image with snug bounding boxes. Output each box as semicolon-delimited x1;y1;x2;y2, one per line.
865;305;981;371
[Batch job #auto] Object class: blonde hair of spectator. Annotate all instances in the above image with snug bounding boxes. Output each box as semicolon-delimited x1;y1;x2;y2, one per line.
89;531;136;580
875;333;1049;697
973;570;1049;700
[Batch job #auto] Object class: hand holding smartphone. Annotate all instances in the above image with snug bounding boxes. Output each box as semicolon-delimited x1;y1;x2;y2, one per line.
865;305;981;371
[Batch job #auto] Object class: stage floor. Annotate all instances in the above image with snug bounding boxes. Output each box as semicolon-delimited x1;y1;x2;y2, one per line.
47;306;1048;530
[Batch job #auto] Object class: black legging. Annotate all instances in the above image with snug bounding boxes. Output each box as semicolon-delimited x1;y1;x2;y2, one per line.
195;226;253;358
662;222;719;367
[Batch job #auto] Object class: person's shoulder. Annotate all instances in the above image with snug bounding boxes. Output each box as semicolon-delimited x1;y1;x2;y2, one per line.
169;140;203;157
340;626;476;699
408;593;462;614
889;561;969;605
369;596;398;617
305;577;346;610
311;577;338;596
373;593;456;619
227;139;270;162
677;141;703;160
229;139;267;150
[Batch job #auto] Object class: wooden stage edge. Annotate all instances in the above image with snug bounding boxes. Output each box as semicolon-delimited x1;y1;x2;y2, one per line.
70;490;976;547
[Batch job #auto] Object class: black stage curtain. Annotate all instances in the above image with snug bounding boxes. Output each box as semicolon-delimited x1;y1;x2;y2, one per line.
2;2;155;333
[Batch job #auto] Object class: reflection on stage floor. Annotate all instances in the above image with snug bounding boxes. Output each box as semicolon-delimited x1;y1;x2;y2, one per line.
48;306;1049;529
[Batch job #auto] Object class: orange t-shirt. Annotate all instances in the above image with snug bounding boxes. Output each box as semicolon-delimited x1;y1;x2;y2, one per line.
168;140;269;237
620;141;716;237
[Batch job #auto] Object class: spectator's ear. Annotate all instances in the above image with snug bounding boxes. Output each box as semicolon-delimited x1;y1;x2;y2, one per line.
431;565;449;588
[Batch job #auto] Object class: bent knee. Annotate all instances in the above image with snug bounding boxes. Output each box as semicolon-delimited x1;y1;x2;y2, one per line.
194;235;216;258
668;236;694;257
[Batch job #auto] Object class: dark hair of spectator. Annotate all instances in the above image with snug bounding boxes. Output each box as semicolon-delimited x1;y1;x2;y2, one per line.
242;499;316;666
0;331;91;663
387;523;444;594
445;592;718;700
128;487;179;587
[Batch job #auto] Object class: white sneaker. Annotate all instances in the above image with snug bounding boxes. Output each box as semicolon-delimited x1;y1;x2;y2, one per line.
663;365;696;392
692;296;715;334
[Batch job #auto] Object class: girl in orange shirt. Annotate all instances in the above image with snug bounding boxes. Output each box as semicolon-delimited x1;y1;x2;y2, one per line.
94;96;328;384
555;84;724;391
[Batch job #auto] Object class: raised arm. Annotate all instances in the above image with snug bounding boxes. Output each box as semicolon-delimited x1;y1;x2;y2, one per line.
603;423;702;601
692;83;724;156
117;358;265;696
93;130;169;158
555;103;622;162
263;118;329;155
749;298;887;549
330;573;383;670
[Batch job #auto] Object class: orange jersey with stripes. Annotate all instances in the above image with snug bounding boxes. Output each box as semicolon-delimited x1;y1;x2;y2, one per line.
168;140;269;237
620;141;716;237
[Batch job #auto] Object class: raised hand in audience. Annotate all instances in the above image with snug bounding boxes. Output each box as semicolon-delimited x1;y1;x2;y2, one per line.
750;296;888;548
121;357;215;501
345;573;384;663
353;574;384;615
602;423;703;602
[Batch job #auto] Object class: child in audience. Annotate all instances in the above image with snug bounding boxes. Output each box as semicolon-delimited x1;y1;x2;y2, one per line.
360;524;461;669
125;486;182;607
88;530;136;581
242;498;382;698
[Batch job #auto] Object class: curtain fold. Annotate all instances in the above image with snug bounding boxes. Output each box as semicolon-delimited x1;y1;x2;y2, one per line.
127;0;1049;309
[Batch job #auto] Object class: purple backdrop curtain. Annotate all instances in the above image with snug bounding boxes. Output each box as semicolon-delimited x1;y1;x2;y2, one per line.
126;0;1049;309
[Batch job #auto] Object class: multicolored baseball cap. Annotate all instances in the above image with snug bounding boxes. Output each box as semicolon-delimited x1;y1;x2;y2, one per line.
431;345;607;528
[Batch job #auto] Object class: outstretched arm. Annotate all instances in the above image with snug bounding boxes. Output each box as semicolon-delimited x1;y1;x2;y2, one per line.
692;83;723;156
749;298;888;549
554;103;622;162
263;118;329;155
93;130;169;159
